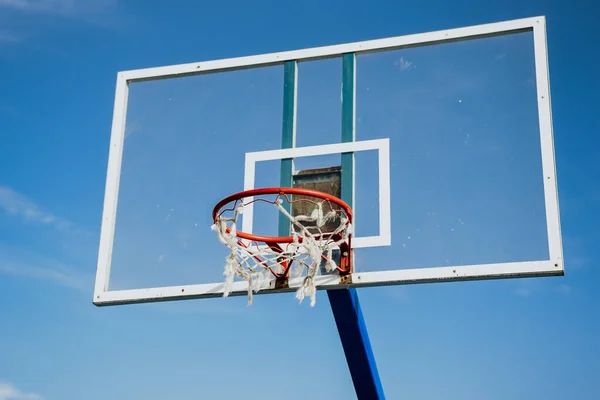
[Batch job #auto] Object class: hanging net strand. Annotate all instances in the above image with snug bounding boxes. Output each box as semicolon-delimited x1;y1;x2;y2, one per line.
211;188;352;307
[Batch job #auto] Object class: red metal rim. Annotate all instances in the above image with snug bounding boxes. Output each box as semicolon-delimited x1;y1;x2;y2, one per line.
212;187;353;245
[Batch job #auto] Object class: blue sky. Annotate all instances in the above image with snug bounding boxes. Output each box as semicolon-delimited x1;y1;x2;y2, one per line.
0;0;599;399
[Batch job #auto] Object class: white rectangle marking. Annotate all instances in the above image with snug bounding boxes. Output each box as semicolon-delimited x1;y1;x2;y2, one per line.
243;139;391;249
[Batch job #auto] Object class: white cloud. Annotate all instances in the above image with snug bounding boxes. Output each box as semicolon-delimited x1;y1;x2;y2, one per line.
0;0;73;13
0;30;21;44
0;0;115;16
124;120;142;141
0;186;75;232
155;300;245;315
0;245;90;291
394;57;414;71
0;0;121;41
515;288;530;297
558;284;572;295
568;256;589;269
0;187;93;291
0;260;88;291
386;286;410;302
0;382;43;400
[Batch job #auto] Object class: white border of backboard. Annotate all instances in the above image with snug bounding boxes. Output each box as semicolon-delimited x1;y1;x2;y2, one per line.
93;16;563;306
243;139;391;249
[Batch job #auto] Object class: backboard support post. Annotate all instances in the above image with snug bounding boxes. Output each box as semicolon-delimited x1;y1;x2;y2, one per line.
279;52;384;399
328;288;386;398
278;60;297;237
326;53;385;399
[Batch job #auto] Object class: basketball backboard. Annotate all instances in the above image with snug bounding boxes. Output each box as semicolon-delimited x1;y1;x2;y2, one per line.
93;16;563;306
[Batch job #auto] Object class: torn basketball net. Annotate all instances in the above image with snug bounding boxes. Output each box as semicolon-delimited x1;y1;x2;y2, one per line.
211;188;353;307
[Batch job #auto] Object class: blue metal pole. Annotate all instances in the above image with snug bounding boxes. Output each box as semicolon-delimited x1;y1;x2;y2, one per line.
327;288;385;398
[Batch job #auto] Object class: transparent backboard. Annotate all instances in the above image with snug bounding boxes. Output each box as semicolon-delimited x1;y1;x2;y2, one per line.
94;16;563;306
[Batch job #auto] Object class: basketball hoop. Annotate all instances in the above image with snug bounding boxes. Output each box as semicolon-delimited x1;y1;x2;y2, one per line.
211;187;353;306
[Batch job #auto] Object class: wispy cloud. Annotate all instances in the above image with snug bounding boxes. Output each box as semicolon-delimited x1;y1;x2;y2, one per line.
567;256;589;269
0;0;115;16
0;260;88;291
515;288;530;297
0;0;67;13
0;186;75;232
513;278;574;298
154;299;246;315
558;284;572;296
0;188;92;291
0;101;21;118
0;0;122;47
513;278;539;297
562;235;590;270
0;382;43;400
394;57;415;71
124;120;142;142
0;245;90;291
0;30;21;44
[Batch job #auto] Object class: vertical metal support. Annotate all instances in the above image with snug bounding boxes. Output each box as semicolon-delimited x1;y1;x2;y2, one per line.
340;53;356;207
327;53;386;399
279;61;297;237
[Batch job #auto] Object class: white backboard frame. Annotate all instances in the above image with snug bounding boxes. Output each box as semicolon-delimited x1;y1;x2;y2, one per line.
93;16;563;306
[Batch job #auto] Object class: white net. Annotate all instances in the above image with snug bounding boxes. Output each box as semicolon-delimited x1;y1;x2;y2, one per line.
212;195;351;307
